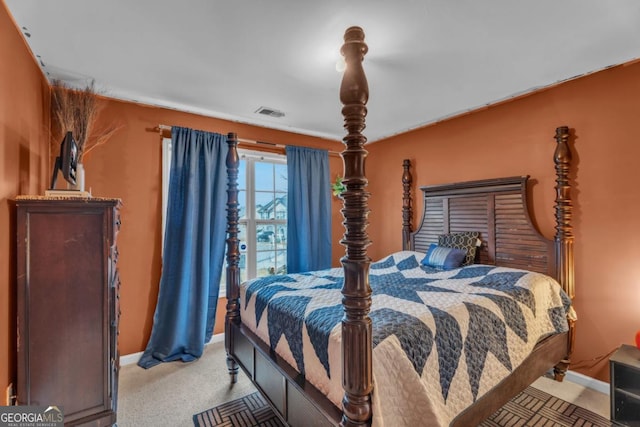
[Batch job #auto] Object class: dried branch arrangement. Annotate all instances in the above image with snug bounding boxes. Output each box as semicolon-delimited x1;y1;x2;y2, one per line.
50;79;120;162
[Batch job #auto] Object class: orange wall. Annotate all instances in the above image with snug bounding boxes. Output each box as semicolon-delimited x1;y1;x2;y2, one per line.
85;98;344;356
0;1;50;393
4;0;637;388
367;60;640;381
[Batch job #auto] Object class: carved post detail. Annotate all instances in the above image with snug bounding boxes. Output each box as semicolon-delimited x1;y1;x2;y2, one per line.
225;132;241;383
339;26;372;427
553;125;574;299
402;159;413;250
552;125;576;381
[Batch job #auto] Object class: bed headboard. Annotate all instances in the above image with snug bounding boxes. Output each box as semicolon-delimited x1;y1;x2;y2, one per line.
410;176;554;273
405;126;574;299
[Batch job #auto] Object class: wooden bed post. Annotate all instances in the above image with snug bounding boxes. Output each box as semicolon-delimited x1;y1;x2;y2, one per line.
224;132;241;383
402;159;413;250
339;26;372;427
552;125;575;380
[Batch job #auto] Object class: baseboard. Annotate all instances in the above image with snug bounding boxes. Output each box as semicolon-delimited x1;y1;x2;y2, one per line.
565;369;610;395
119;332;225;366
207;332;226;346
119;351;144;367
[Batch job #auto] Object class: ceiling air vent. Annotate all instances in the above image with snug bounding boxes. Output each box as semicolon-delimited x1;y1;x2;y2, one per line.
255;106;285;118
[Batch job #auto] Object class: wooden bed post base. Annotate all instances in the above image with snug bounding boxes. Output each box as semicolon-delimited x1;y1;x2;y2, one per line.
226;356;239;384
342;393;372;427
553;360;569;382
553;315;576;381
225;132;241;385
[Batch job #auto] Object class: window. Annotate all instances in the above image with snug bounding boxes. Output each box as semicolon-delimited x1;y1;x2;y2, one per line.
162;140;287;297
237;150;288;281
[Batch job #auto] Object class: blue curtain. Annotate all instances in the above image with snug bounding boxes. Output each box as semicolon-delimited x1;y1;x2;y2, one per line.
138;127;228;368
286;146;332;273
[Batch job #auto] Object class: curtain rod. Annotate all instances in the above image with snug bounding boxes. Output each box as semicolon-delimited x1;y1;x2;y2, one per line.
156;124;341;157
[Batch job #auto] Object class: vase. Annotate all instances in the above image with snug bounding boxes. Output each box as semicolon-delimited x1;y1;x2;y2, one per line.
68;163;85;192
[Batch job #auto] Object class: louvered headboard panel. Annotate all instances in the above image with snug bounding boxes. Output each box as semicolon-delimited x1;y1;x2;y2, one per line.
410;176;555;276
494;193;550;273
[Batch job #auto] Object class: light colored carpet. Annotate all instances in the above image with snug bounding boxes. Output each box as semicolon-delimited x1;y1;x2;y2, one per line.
194;392;285;427
118;342;255;427
118;341;610;426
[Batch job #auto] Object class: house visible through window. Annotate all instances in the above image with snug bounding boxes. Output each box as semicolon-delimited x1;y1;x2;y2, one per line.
238;150;288;281
162;140;287;297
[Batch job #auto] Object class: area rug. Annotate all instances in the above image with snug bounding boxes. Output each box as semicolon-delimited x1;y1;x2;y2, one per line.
193;386;611;427
193;392;285;427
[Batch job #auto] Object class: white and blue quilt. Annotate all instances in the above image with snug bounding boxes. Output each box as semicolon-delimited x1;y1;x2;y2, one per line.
239;251;572;427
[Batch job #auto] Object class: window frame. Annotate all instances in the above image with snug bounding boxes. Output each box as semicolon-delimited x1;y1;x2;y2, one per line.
238;149;288;280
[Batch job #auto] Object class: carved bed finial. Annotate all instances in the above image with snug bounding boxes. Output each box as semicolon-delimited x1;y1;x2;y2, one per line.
224;132;241;383
340;27;369;110
402;159;413;250
339;26;373;427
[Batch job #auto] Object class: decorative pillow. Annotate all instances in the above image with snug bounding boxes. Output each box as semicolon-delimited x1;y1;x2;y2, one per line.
438;231;480;266
421;244;467;270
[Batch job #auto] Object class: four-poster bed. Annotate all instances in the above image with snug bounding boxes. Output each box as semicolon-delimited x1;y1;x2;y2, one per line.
223;26;575;427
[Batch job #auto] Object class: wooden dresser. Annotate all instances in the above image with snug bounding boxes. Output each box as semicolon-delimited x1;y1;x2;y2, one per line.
16;196;121;427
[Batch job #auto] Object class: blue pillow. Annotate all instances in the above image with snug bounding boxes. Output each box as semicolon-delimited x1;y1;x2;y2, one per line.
421;244;466;270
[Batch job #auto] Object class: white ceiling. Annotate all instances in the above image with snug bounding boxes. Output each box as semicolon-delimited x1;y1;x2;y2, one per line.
6;1;640;142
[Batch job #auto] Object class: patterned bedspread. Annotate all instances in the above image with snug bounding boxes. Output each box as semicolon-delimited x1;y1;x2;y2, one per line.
239;251;571;427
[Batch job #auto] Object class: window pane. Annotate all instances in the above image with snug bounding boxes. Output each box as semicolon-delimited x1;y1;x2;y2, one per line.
255;193;286;220
256;224;275;250
238;223;247;245
256;249;287;276
276;249;287;275
237;159;247;190
275;163;287;192
275;225;287;249
238;190;247;219
256;251;273;276
255;162;273;191
274;193;287;220
255;192;275;219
